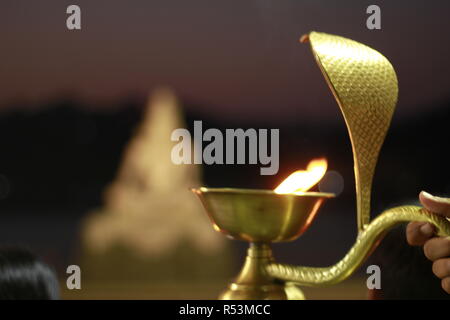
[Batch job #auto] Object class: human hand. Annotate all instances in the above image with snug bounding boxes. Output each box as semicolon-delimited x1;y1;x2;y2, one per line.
406;191;450;294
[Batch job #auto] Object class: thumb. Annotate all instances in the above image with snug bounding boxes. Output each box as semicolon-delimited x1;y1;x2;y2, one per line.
419;191;450;218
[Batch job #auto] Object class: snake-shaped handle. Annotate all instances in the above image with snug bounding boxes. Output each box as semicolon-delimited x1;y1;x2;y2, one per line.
266;32;450;286
304;31;398;232
267;206;450;286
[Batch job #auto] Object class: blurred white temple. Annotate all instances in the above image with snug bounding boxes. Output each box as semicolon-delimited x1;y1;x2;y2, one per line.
81;89;228;285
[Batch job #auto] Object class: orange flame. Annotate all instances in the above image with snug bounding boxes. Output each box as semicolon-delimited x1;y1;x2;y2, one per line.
274;158;327;194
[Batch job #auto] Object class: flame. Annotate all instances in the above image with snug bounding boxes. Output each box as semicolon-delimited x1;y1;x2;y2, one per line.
274;158;327;194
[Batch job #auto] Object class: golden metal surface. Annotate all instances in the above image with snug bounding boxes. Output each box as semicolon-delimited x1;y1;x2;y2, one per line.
266;31;450;288
218;243;297;300
193;31;450;299
267;206;450;286
192;188;333;299
192;187;333;242
305;31;398;231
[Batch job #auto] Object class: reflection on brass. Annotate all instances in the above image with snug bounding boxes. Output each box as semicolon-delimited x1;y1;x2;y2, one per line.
192;187;333;299
304;32;398;232
267;206;450;286
193;32;450;299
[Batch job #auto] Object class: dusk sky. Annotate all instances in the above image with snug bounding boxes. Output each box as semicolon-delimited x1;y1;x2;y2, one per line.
1;0;450;124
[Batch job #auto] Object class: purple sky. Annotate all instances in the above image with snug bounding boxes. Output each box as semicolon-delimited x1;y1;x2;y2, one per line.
1;0;450;124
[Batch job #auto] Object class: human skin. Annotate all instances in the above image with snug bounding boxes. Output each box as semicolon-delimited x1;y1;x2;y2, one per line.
406;191;450;294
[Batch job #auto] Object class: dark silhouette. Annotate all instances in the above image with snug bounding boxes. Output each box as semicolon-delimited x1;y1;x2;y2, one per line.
0;247;59;300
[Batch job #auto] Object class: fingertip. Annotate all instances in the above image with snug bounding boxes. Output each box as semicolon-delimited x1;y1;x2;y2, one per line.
420;223;435;237
419;191;450;217
420;190;433;198
406;221;429;246
419;190;434;209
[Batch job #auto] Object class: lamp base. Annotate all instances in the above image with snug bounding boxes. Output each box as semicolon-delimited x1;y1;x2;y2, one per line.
219;243;304;300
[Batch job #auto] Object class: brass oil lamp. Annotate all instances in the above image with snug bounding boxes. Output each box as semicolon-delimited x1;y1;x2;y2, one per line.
192;31;450;300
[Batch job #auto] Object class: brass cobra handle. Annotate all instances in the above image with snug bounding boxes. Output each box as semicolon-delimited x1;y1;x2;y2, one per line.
267;206;450;286
303;31;399;233
266;32;450;286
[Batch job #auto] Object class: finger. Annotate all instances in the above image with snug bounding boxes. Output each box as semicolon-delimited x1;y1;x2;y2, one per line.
420;191;450;218
442;277;450;294
406;221;435;246
423;237;450;261
432;258;450;279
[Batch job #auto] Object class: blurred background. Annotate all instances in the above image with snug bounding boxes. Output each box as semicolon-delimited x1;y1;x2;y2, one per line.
0;0;449;299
